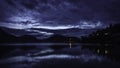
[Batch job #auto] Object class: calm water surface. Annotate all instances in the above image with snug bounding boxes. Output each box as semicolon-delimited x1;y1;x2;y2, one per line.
0;43;120;68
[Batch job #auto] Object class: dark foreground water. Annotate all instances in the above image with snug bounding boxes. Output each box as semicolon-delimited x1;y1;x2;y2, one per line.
0;43;120;68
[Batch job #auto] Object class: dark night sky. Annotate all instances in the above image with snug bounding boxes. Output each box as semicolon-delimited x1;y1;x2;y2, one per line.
0;0;120;38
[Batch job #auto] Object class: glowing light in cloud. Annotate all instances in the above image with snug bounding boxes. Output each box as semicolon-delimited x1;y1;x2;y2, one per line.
34;25;79;30
0;23;33;29
9;16;36;23
26;29;54;35
79;21;102;29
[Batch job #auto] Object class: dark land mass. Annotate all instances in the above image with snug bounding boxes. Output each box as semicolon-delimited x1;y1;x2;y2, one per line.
0;23;120;43
0;28;39;43
0;27;80;43
80;23;120;43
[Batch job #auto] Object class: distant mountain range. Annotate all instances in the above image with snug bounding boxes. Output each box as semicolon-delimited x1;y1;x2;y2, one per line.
1;26;97;39
0;28;39;43
0;27;80;43
31;28;97;37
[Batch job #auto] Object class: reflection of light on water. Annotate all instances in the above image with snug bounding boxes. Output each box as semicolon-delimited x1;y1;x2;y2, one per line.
69;38;72;48
0;54;104;63
105;50;108;54
96;33;99;36
105;33;108;35
69;42;72;48
96;49;109;55
97;49;100;53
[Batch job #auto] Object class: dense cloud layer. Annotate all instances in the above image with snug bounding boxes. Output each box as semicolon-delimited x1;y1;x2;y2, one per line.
0;0;120;24
0;0;120;38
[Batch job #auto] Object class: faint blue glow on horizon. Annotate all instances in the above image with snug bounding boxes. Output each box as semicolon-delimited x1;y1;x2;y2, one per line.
0;21;103;30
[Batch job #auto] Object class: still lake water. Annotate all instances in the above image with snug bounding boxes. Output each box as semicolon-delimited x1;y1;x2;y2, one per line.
0;43;120;68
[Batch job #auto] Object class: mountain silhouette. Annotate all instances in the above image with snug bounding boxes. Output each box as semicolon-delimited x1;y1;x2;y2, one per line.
0;27;80;43
0;28;39;43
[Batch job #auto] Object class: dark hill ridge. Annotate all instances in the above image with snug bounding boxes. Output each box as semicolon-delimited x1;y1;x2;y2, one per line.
1;27;31;36
0;28;15;43
0;28;39;43
44;34;80;43
0;27;80;43
31;28;97;37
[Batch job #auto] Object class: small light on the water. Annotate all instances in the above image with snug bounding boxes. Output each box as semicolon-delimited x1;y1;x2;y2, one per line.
105;33;108;35
105;50;108;54
97;49;100;53
97;33;99;36
69;43;72;48
69;38;72;48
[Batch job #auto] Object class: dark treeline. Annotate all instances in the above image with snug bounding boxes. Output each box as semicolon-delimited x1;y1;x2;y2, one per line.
80;23;120;43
